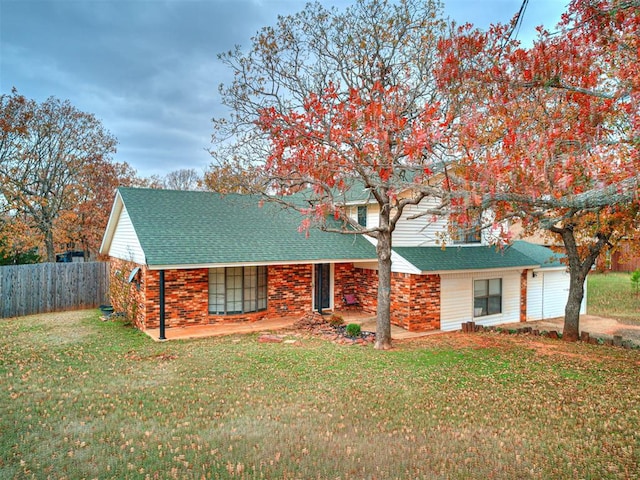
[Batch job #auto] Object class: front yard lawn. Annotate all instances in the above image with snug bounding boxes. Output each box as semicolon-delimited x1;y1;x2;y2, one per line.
1;310;639;479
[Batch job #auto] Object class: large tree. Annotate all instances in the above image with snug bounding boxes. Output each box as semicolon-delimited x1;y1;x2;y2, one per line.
210;0;454;349
163;168;203;191
60;159;139;260
0;89;119;262
437;0;639;341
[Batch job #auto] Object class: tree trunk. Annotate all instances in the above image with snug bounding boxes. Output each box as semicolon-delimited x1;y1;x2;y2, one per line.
563;267;586;342
375;207;393;350
44;228;55;263
556;225;609;342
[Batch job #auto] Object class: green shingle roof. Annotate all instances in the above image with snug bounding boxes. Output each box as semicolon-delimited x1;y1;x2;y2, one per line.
393;244;540;272
118;187;377;267
510;241;566;268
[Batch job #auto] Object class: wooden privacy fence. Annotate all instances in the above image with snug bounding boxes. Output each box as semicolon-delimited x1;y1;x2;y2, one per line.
0;262;110;319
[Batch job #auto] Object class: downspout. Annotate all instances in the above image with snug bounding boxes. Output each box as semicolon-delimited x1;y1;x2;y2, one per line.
159;270;166;340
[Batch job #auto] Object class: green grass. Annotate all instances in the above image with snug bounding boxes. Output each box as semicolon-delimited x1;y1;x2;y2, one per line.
1;310;639;479
588;272;640;323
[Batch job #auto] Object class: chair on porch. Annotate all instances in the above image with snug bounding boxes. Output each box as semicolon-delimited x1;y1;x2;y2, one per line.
343;293;361;310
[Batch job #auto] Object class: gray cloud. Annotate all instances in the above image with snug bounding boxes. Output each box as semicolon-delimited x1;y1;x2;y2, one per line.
1;0;565;178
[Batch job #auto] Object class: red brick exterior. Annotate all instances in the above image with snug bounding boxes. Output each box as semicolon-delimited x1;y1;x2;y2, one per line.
109;258;443;332
109;259;317;330
108;258;158;330
144;268;210;328
266;264;313;317
336;265;441;331
334;263;377;312
390;272;440;331
520;270;528;322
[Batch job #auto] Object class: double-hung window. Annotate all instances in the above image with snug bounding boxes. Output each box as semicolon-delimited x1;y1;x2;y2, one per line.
209;266;267;314
474;278;502;317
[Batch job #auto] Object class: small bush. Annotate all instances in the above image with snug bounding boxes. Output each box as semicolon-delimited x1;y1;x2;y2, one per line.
345;323;362;338
328;314;344;327
631;269;640;295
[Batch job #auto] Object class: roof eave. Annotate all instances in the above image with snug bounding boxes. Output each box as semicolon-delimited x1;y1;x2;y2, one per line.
421;264;540;275
146;257;379;271
99;190;124;256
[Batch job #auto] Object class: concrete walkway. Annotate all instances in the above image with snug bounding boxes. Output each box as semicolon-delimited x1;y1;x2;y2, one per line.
500;314;640;344
144;311;438;342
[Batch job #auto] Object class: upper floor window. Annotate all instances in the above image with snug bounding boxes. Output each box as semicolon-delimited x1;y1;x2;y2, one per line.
357;205;367;227
209;266;267;315
474;278;502;317
453;225;481;244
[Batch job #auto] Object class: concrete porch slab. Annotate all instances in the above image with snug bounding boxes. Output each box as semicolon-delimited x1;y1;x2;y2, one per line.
143;310;440;341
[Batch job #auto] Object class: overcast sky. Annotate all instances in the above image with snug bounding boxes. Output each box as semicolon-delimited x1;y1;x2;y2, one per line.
1;0;568;179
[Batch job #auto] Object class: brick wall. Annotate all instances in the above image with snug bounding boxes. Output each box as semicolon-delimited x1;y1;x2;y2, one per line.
109;262;317;330
144;268;210;329
352;267;379;313
344;266;441;331
390;272;440;331
334;263;374;311
520;270;528;322
108;258;146;329
110;258;442;332
266;264;313;317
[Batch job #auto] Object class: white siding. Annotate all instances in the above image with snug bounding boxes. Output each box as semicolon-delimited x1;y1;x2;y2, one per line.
348;199;509;248
360;236;422;274
367;204;380;231
347;204;379;230
108;206;146;265
349;198;447;247
527;269;587;320
526;270;543;320
441;270;522;331
393;197;448;246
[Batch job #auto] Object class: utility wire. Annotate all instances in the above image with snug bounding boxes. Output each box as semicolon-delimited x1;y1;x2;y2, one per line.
507;0;530;42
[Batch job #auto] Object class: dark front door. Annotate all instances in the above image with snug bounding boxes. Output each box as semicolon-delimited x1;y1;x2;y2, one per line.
314;263;331;313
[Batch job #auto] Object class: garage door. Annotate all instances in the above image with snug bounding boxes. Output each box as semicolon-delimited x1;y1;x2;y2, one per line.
540;270;570;319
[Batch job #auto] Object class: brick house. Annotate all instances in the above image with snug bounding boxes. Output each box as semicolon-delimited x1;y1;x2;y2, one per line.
100;187;585;337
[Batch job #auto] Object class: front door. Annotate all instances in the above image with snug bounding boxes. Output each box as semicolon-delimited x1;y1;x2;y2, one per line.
314;263;331;314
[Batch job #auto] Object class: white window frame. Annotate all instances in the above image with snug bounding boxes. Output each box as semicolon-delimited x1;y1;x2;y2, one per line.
473;278;502;317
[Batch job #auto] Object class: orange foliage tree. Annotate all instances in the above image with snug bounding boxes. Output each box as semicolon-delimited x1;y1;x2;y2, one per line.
212;0;453;349
58;160;139;260
0;89;136;262
437;0;639;340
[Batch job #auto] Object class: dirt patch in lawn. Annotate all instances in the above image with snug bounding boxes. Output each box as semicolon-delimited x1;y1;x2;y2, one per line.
501;314;640;345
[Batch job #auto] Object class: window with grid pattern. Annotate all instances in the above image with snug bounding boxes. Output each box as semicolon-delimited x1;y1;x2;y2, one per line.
209;267;268;315
473;278;502;317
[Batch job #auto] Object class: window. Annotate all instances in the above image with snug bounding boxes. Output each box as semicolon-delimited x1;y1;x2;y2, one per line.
209;266;267;314
357;206;367;227
474;278;502;317
453;210;482;244
453;225;481;244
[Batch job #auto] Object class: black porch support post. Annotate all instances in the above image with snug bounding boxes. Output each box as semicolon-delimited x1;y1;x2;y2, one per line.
159;269;166;340
317;264;323;316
